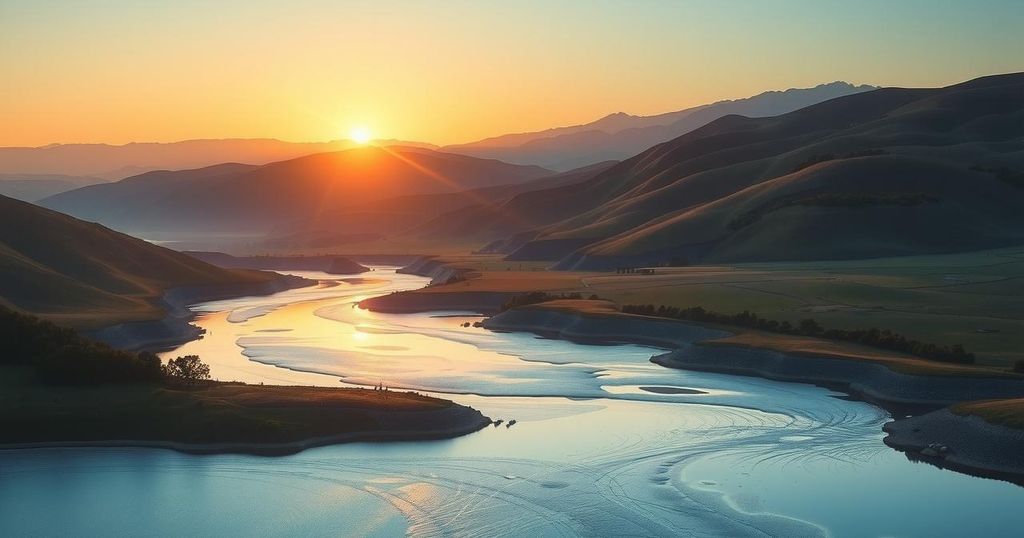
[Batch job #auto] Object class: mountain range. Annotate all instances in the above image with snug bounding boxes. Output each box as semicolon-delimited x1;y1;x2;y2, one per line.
0;138;437;179
18;74;1024;269
463;73;1024;268
443;82;877;170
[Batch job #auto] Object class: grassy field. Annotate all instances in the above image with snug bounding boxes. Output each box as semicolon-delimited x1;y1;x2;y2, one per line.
0;366;465;447
953;398;1024;429
518;299;1018;378
401;247;1024;366
581;247;1024;365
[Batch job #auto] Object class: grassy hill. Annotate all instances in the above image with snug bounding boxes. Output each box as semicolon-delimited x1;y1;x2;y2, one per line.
0;195;281;327
481;72;1024;269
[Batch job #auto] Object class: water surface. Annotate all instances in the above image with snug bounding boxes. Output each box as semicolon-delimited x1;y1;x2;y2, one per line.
3;268;1023;537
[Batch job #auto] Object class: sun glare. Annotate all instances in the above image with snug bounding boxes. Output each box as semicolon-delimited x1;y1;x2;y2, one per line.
349;126;372;144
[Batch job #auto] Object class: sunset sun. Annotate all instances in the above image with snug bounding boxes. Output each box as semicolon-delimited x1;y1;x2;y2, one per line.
349;126;372;144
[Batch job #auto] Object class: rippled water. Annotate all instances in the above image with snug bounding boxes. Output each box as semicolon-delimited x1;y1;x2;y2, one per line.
3;268;1023;537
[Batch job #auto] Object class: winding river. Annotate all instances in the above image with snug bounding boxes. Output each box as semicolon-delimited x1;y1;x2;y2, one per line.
3;268;1024;537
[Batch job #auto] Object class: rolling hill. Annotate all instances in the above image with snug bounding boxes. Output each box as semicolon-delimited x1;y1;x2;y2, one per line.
42;146;553;237
443;82;876;170
478;73;1024;268
0;195;288;327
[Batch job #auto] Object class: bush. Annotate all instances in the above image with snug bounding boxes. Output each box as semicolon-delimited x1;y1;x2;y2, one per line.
1012;360;1024;373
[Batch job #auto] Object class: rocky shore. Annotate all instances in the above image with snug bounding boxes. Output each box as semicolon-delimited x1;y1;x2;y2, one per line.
883;409;1024;484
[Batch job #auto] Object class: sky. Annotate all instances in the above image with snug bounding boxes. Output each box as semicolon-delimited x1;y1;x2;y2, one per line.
1;0;1022;147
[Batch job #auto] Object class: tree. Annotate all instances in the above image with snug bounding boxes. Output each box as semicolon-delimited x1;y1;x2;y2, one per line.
799;318;824;336
163;355;211;384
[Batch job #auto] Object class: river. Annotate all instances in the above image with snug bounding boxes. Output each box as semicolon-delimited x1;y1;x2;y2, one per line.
2;268;1023;537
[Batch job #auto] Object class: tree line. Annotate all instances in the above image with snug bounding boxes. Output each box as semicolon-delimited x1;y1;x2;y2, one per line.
620;303;976;364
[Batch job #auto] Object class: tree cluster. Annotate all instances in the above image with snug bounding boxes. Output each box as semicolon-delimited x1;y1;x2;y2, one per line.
0;306;212;385
0;306;162;384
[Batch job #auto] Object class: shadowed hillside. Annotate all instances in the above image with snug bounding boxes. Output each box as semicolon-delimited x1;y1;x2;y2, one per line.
0;195;285;327
42;146;553;236
404;161;619;246
259;161;612;251
477;73;1024;268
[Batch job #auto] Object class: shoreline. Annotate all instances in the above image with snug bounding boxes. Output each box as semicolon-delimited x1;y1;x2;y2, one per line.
482;306;1024;407
44;268;492;458
0;405;492;456
883;409;1024;486
474;303;1024;481
0;377;492;457
88;273;312;352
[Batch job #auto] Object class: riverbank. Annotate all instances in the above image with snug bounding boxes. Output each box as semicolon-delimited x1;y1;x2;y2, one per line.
360;255;589;314
374;250;1024;366
0;367;490;456
362;264;1024;405
483;302;1024;407
89;273;312;352
477;300;1024;480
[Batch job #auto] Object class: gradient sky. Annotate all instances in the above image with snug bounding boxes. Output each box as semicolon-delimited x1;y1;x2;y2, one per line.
2;0;1022;147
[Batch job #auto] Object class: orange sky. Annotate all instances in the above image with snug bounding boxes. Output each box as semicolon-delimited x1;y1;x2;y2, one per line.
1;1;1022;147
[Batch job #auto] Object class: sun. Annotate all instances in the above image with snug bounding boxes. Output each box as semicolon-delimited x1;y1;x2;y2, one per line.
348;126;372;145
